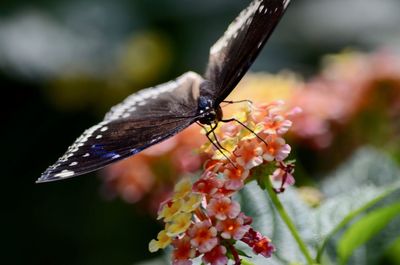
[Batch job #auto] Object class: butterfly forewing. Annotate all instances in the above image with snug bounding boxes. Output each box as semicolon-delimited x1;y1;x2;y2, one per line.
38;72;203;183
204;0;290;103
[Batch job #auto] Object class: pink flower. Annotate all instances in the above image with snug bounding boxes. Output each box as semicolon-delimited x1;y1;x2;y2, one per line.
172;236;196;265
271;163;295;192
216;217;250;240
193;171;223;196
206;197;240;220
188;220;218;253
220;122;240;138
223;165;249;191
202;245;228;265
262;136;291;162
261;111;293;135
234;139;264;170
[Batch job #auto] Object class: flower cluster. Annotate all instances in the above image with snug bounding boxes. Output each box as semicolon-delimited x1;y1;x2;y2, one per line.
149;102;299;265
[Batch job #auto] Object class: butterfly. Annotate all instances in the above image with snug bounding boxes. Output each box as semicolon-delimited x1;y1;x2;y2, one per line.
37;0;291;183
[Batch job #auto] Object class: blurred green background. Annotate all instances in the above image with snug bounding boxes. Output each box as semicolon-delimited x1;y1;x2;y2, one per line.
2;0;400;264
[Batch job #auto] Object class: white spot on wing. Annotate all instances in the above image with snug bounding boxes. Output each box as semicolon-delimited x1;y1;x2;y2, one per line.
210;0;261;55
96;135;102;139
103;71;202;121
55;170;74;178
53;120;108;166
69;162;78;166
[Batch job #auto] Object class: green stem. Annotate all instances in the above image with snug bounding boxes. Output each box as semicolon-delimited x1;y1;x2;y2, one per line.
263;178;315;265
241;259;256;265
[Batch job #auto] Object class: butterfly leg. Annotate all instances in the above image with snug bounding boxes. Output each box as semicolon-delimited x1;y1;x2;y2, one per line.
221;99;253;108
197;122;236;167
222;99;253;104
208;123;230;154
221;118;269;148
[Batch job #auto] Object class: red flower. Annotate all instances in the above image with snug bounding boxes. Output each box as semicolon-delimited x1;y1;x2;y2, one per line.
241;228;275;258
172;236;196;265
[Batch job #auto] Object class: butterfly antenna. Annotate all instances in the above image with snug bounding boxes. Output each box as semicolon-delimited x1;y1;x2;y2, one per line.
221;118;268;148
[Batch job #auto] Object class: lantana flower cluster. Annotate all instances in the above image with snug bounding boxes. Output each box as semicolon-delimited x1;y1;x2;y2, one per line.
149;102;300;265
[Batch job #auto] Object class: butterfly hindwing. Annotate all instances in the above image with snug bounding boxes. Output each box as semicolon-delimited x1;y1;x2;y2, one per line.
37;72;203;182
204;0;290;103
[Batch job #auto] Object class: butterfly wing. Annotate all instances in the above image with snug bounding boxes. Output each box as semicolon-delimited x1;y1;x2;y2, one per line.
204;0;290;103
38;72;203;183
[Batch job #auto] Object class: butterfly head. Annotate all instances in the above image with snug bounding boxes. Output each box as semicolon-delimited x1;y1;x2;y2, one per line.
197;95;222;125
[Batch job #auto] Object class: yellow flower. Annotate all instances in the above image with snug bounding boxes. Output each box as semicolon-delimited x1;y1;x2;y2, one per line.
225;72;300;108
148;230;172;252
166;212;192;237
211;138;238;161
173;178;193;200
158;199;183;222
181;193;203;213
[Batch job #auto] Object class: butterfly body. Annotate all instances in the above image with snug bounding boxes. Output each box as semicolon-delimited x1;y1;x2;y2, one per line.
38;0;290;183
197;88;223;125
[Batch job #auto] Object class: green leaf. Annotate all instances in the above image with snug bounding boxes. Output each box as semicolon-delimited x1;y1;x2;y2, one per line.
321;147;400;197
315;184;400;261
315;148;400;264
337;202;400;265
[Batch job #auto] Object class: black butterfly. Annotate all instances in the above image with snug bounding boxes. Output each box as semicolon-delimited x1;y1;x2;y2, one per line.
37;0;291;183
